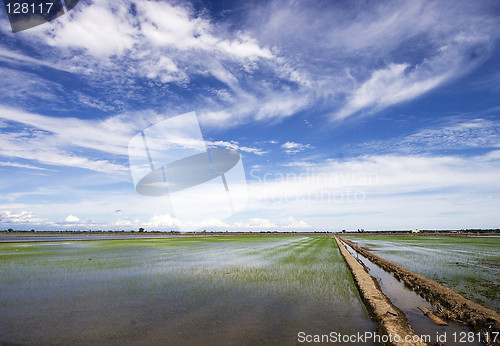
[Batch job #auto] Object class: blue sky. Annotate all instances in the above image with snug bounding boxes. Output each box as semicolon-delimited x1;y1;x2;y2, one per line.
1;0;500;231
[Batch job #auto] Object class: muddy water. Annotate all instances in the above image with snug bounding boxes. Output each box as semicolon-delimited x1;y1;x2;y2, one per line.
342;241;483;345
347;235;500;313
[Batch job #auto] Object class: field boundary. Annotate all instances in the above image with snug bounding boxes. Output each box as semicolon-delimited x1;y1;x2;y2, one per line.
340;237;500;339
335;236;427;346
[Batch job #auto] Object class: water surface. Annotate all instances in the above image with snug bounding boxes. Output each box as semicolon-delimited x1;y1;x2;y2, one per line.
345;235;500;313
1;235;376;345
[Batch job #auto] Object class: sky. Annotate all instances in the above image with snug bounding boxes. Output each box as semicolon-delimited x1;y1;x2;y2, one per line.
1;0;500;231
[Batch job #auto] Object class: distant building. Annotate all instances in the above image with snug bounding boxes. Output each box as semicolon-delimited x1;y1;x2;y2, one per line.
411;229;420;233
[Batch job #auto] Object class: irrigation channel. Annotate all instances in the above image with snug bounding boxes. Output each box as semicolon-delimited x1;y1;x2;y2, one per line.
337;236;500;346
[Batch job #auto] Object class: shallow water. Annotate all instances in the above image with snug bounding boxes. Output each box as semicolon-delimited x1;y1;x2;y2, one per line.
0;236;376;345
346;235;500;314
342;241;482;346
0;233;197;242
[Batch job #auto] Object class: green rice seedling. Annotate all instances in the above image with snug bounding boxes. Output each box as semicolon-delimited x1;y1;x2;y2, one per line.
0;235;376;345
346;234;500;312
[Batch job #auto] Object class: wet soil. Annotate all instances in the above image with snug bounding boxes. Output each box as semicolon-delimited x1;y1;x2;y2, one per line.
335;236;427;346
342;240;482;346
340;237;500;345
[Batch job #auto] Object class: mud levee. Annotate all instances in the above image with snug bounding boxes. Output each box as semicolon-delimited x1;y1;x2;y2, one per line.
340;237;500;340
335;236;427;346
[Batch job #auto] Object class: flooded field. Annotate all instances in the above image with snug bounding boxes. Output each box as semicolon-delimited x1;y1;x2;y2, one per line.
341;240;482;346
0;235;376;345
345;234;500;313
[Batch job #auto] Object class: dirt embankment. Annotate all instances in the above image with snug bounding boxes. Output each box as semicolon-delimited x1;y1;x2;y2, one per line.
340;237;500;340
335;236;427;346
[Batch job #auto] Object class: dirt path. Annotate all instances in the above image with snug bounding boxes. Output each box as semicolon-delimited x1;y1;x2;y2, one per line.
335;236;427;346
340;237;500;344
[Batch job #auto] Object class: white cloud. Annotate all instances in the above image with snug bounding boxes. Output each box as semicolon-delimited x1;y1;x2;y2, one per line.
402;118;500;150
217;34;273;60
0;106;167;174
196;218;230;228
278;216;309;228
199;91;311;128
0;106;269;181
281;141;313;154
115;214;267;231
0;129;129;175
65;215;80;222
0;47;70;72
144;214;181;228
244;218;277;228
335;63;448;120
0;161;50;171
0;106;133;154
0;210;47;226
240;149;500;229
32;0;274;88
1;1;499;232
207;140;267;156
2;0;308;127
247;0;499;122
6;0;495;127
43;1;137;57
3;147;499;230
0;67;66;108
360;118;500;153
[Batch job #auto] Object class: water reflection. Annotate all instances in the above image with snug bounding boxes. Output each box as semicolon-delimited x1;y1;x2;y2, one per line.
0;236;376;345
